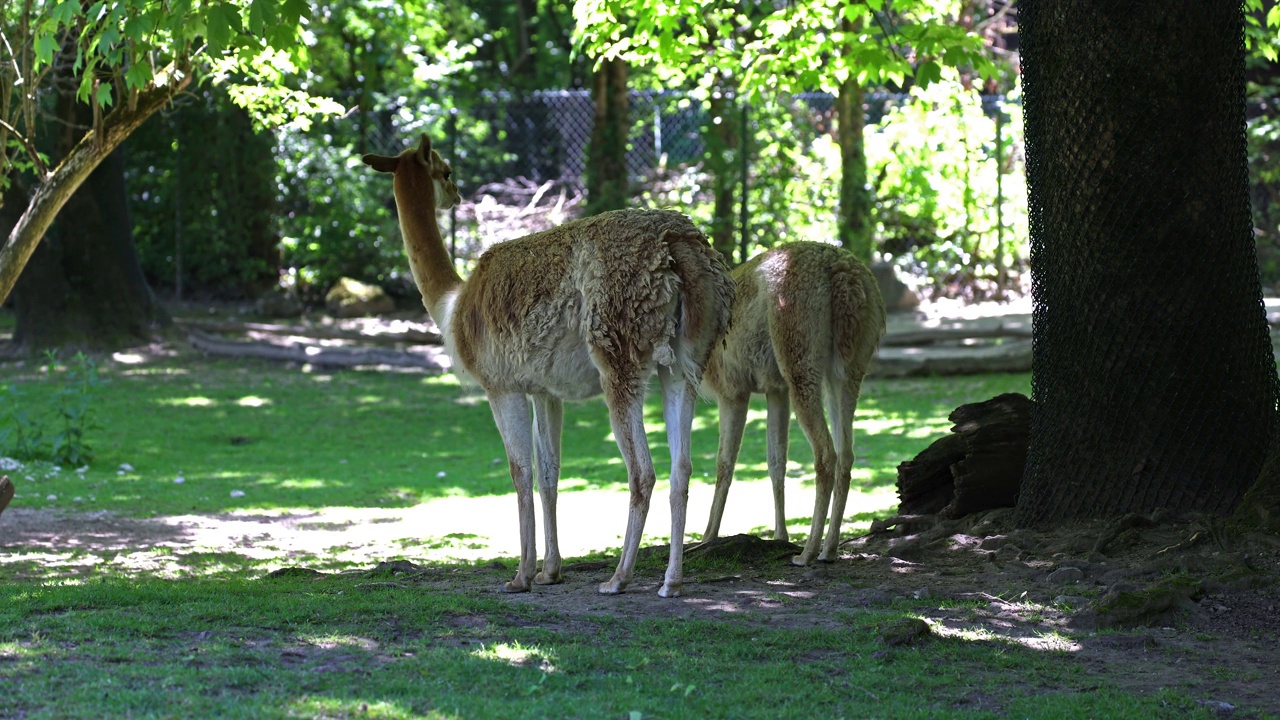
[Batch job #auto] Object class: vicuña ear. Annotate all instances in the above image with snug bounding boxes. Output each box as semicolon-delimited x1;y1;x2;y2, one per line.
362;154;398;174
416;134;433;163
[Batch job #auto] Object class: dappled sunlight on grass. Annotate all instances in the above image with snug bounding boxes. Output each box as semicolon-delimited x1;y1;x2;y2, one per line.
285;697;453;720
236;395;272;407
157;396;217;407
472;641;559;672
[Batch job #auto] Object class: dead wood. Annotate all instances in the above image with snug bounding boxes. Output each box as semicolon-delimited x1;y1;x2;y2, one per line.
896;393;1031;519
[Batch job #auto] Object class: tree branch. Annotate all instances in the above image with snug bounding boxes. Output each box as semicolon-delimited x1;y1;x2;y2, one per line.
0;117;49;178
0;63;192;305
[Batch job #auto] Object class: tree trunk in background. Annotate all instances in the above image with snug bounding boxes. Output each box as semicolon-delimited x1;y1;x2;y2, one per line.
706;91;740;266
585;58;629;215
11;78;167;351
1014;1;1279;524
836;17;873;263
1237;436;1280;532
12;145;167;350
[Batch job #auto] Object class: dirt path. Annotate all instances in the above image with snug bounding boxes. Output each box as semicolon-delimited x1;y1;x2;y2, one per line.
3;503;1277;716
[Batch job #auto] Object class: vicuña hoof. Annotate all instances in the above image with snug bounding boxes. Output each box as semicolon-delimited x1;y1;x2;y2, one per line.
658;583;681;598
790;554;813;567
597;579;627;595
534;571;563;585
501;580;531;593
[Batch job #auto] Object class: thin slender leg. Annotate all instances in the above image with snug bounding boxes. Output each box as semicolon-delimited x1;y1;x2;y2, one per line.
598;396;657;595
765;388;791;542
487;392;536;592
704;395;749;542
531;394;564;584
820;379;860;561
788;378;836;567
657;366;697;598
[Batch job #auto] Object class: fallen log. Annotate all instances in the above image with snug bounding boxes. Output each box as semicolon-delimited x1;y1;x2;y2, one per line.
896;393;1030;518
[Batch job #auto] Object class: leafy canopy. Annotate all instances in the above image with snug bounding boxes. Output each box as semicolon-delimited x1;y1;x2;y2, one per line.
572;0;996;96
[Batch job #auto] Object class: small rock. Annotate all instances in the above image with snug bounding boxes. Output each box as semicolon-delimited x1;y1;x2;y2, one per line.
1046;567;1085;585
230;490;246;498
174;477;185;484
46;494;57;501
979;535;1009;551
911;587;931;600
1197;699;1236;716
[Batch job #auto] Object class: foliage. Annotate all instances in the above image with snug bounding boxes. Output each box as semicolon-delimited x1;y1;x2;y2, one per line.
0;351;101;466
867;73;1028;298
573;0;995;98
1245;0;1280;287
126;88;279;298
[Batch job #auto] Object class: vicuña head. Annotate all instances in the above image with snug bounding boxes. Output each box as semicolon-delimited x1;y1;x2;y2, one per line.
362;135;463;318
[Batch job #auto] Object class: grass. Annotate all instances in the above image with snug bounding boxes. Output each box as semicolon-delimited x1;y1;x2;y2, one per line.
0;352;1028;519
1;353;1239;718
0;575;1218;720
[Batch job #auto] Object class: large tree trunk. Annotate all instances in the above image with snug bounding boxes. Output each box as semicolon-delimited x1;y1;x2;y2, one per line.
1014;1;1279;524
836;17;872;263
585;58;629;215
12;145;167;350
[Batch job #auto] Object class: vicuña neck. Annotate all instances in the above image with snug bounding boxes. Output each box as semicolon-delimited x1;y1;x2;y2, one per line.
393;171;463;309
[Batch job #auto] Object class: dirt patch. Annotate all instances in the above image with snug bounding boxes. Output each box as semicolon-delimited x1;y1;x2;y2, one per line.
3;505;1278;715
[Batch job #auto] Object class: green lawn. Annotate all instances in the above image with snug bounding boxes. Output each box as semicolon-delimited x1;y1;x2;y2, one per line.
1;354;1245;719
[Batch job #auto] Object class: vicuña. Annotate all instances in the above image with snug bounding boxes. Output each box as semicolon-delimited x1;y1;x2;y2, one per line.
701;241;886;565
363;135;733;597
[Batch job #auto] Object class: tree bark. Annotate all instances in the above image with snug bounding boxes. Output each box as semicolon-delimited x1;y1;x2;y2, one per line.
1014;1;1279;524
706;90;740;266
0;65;191;307
12;145;167;350
585;58;629;215
836;16;873;263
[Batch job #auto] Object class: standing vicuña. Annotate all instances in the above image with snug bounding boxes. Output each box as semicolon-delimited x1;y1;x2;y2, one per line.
701;241;886;565
363;135;733;597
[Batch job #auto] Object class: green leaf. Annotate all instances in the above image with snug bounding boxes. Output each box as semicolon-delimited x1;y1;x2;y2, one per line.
1268;4;1280;29
248;0;277;35
124;62;152;90
49;0;78;26
34;34;58;67
914;60;942;88
95;82;114;108
205;4;240;54
280;0;310;25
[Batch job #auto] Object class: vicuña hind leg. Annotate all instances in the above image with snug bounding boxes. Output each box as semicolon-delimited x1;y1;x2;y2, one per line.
705;394;749;542
789;379;837;567
819;381;860;562
531;394;564;584
765;388;791;542
599;395;657;596
488;392;538;592
657;366;697;598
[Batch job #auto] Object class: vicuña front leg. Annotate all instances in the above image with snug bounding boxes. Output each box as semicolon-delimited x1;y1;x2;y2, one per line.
488;392;539;592
599;397;657;596
531;395;564;584
765;388;791;542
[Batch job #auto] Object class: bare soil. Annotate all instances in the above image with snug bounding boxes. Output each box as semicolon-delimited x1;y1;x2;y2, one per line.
3;505;1278;717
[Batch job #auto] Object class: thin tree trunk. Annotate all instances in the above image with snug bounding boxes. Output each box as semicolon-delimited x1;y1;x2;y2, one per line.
1014;1;1278;523
585;58;629;215
707;90;740;265
836;17;873;263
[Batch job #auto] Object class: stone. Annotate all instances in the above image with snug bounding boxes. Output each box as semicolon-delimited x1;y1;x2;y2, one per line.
1046;566;1085;585
325;277;396;318
256;286;304;318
